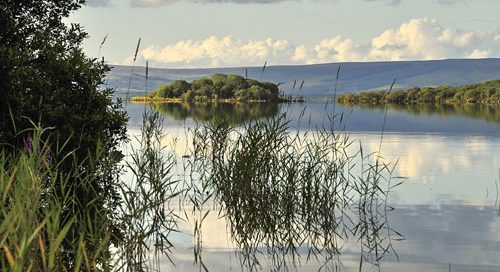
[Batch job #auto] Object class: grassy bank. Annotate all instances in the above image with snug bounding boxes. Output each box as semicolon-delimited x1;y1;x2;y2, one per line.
130;96;184;103
130;96;301;103
0;111;180;272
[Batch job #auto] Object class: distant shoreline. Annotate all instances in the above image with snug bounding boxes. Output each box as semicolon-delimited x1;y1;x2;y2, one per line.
337;100;499;106
336;80;500;106
130;96;305;104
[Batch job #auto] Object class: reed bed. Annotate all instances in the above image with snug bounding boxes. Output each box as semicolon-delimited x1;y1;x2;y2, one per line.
0;111;180;272
0;125;115;271
184;110;403;271
0;107;402;272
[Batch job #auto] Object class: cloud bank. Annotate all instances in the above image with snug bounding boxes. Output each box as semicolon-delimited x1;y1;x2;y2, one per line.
129;0;333;6
88;0;481;7
124;18;500;67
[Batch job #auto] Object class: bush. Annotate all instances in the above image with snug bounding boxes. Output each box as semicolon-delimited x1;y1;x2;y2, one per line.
0;1;128;269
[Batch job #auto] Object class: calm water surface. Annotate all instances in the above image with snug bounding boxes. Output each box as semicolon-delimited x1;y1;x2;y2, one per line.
126;102;500;271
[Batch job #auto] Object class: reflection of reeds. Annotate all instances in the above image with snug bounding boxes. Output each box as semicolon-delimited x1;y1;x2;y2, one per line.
119;109;181;271
379;78;397;155
1;102;402;271
187;112;402;271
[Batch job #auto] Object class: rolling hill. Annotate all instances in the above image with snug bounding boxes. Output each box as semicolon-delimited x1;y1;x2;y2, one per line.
106;58;500;98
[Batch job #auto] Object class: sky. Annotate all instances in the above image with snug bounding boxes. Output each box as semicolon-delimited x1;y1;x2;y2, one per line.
71;0;500;68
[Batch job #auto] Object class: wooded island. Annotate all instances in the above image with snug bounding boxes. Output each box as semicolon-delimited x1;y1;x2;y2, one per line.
131;73;302;103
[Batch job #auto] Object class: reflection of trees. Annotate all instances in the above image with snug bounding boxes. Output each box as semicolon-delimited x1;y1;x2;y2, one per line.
344;103;500;123
150;102;280;124
187;116;403;271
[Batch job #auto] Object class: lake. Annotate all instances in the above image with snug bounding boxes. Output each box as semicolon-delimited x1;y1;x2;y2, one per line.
125;101;500;271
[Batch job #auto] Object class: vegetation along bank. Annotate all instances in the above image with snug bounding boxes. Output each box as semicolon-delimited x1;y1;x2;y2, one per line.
337;80;500;105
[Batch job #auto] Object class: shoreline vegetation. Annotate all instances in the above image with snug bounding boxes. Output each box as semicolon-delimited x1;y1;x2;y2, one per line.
130;73;305;103
337;80;500;105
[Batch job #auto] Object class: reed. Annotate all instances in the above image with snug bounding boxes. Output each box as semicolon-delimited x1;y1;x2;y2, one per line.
0;125;113;271
185;110;403;271
125;38;142;102
118;108;181;271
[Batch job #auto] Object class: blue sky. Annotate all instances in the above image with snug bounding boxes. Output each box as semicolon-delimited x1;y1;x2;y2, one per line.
72;0;500;68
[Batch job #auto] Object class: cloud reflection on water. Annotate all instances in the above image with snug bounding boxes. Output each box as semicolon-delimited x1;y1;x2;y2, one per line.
124;102;500;271
158;201;500;271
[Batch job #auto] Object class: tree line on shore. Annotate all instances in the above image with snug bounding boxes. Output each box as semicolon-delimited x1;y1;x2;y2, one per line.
337;80;500;105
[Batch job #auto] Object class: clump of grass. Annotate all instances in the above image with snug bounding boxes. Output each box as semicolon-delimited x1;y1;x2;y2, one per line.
0;112;183;272
118;108;182;272
0;125;113;271
186;111;403;271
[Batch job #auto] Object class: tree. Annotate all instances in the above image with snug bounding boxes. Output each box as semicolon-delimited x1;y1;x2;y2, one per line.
170;80;191;97
464;89;481;103
0;0;128;268
156;83;174;98
226;74;248;90
386;90;406;103
192;77;213;91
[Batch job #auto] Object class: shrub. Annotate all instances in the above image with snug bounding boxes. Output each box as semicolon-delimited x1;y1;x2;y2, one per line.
0;1;128;269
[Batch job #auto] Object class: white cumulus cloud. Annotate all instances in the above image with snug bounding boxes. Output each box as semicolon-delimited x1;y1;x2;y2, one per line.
125;36;297;67
467;49;491;58
313;37;364;62
124;18;500;67
85;0;492;7
128;0;488;7
368;18;495;61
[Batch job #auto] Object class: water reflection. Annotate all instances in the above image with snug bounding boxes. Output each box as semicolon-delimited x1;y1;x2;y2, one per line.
342;103;500;123
182;118;402;271
128;102;500;136
123;102;500;271
351;134;500;205
150;102;280;124
164;201;500;272
383;201;500;271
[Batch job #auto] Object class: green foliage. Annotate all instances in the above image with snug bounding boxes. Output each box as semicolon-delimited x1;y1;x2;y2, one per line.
155;83;174;98
0;0;127;269
0;127;115;271
170;80;191;97
154;74;280;102
0;114;181;272
337;80;500;105
0;0;128;168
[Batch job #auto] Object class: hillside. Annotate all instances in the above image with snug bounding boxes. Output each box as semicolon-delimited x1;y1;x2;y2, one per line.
106;58;500;97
